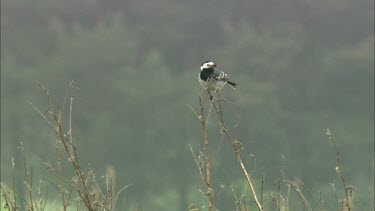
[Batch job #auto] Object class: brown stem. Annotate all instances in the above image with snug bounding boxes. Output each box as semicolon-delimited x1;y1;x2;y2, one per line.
198;93;214;210
22;146;34;211
326;129;351;210
209;91;263;211
53;137;67;211
36;81;94;211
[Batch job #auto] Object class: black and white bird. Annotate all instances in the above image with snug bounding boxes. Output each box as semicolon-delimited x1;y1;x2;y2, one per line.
198;61;237;91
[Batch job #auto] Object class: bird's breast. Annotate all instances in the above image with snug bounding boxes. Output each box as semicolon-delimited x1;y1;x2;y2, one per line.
200;68;214;81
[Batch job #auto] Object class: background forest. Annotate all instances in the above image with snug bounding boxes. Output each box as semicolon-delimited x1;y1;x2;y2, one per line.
1;0;374;210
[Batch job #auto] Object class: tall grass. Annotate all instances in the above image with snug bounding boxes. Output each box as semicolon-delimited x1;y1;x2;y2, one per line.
1;82;370;210
1;81;131;211
188;85;360;211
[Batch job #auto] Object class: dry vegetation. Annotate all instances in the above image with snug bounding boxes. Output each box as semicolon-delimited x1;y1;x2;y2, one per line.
187;82;358;211
1;82;131;211
0;82;365;211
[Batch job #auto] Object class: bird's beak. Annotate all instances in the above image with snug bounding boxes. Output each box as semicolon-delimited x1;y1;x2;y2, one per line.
213;64;217;67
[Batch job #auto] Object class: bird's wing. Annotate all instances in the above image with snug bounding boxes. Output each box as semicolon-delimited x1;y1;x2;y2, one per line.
212;69;228;81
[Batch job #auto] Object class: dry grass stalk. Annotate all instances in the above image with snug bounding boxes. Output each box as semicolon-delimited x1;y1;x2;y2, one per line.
199;93;214;210
0;81;133;211
207;90;263;211
326;129;353;211
306;189;325;211
1;144;49;211
188;85;215;210
190;85;263;210
1;182;17;210
189;144;213;208
35;81;95;211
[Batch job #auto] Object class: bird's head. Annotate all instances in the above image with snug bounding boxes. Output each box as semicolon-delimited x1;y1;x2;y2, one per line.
200;61;216;71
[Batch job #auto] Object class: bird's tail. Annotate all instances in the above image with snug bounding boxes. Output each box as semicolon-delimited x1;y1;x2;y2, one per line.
227;81;237;89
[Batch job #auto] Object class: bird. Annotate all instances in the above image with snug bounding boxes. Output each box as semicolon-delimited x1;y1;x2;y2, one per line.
198;61;237;92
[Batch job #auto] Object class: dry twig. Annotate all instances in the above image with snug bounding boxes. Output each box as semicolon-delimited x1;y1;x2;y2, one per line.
208;90;263;211
326;129;352;211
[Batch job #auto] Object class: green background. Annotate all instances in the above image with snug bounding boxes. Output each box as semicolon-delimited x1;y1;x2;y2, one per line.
1;0;373;210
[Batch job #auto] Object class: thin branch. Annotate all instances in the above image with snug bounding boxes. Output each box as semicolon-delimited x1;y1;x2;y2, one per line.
36;81;94;210
22;144;35;211
260;174;264;207
58;81;74;125
30;102;56;131
326;129;351;210
281;172;312;211
229;185;240;211
52;135;67;211
189;145;208;188
306;189;325;210
69;97;74;145
198;89;214;210
2;181;30;207
319;191;326;211
329;183;340;211
285;183;291;210
112;184;133;210
207;90;263;211
1;182;17;210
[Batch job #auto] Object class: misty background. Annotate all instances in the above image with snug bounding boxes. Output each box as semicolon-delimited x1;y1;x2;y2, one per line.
1;0;374;210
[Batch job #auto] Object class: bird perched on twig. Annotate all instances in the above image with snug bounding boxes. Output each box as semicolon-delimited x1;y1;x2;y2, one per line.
198;61;237;91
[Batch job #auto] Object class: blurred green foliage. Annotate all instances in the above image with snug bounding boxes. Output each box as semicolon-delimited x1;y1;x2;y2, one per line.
1;0;373;210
